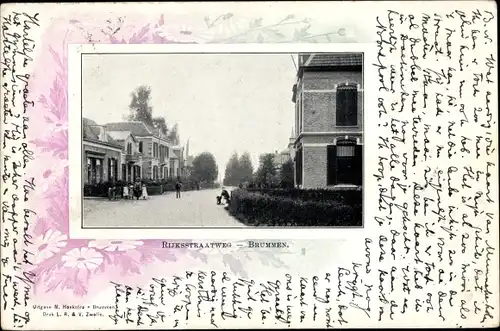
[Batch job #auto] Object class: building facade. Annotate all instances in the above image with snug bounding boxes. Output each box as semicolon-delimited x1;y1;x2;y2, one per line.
292;53;363;189
105;121;182;180
83;118;123;184
106;130;143;183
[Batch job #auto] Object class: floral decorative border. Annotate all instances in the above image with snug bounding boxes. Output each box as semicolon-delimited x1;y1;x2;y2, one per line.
28;13;357;298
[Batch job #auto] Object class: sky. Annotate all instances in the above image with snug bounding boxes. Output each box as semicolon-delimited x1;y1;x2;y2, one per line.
82;53;297;177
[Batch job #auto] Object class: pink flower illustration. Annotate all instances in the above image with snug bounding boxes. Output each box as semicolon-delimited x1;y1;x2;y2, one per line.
31;129;68;160
33;230;68;263
41;159;69;192
62;248;103;269
88;240;143;252
26;13;322;297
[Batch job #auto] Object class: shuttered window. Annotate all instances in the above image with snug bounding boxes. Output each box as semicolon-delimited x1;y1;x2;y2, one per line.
327;145;337;185
336;84;358;126
327;141;363;185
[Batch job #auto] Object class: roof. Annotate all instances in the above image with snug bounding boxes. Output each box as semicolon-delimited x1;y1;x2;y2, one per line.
82;118;122;149
293;53;362;102
107;130;135;142
83;118;98;140
299;53;362;67
105;121;174;144
105;121;153;136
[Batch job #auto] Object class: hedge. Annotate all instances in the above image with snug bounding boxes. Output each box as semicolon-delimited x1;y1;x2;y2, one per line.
83;179;220;197
228;189;362;227
83;180;165;197
245;188;362;204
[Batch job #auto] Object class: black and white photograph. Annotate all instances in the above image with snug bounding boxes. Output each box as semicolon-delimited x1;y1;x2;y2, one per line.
81;51;364;228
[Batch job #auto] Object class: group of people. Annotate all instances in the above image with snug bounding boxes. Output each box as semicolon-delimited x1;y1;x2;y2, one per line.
107;177;148;201
123;178;149;200
107;177;185;200
216;188;230;205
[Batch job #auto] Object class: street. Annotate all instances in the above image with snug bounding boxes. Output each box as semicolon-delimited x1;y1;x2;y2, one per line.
83;188;244;228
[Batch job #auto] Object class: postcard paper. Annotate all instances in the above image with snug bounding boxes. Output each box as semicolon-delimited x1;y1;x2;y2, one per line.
1;1;498;329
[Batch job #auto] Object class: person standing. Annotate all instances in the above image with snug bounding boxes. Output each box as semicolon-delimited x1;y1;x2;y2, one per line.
133;177;142;200
123;183;129;200
141;183;149;200
175;180;182;198
108;176;117;200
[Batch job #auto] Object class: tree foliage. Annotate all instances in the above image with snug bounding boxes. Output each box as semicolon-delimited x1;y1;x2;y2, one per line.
128;85;154;126
223;152;254;186
223;152;240;186
279;159;294;188
152;117;168;135
255;153;277;187
128;85;179;141
238;152;254;183
191;152;218;184
168;123;180;145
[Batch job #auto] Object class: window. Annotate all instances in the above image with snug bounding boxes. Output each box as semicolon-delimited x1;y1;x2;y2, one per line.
160;145;165;161
136;166;141;179
153;165;158;180
108;158;112;181
336;84;358;126
153;142;159;158
122;164;126;182
95;159;102;183
336;145;355;184
169;161;175;179
107;158;118;181
298;94;303;133
295;99;300;136
138;141;143;153
327;141;362;185
127;143;132;155
86;158;92;184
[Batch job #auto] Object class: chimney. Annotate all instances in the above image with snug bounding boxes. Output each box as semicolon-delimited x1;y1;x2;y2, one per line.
90;125;107;142
99;126;107;142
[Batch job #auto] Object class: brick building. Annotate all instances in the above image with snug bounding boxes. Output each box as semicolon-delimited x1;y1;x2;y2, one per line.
106;130;143;182
292;53;363;189
105;121;182;180
83;118;123;184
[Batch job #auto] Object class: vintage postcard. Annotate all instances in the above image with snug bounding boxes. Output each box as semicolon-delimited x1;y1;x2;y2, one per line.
1;1;498;329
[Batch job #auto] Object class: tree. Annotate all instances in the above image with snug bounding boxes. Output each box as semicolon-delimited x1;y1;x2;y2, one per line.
280;159;294;188
256;153;276;187
168;123;180;145
223;152;240;186
152;116;168;135
238;152;254;183
191;152;218;184
127;86;172;137
128;85;153;127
